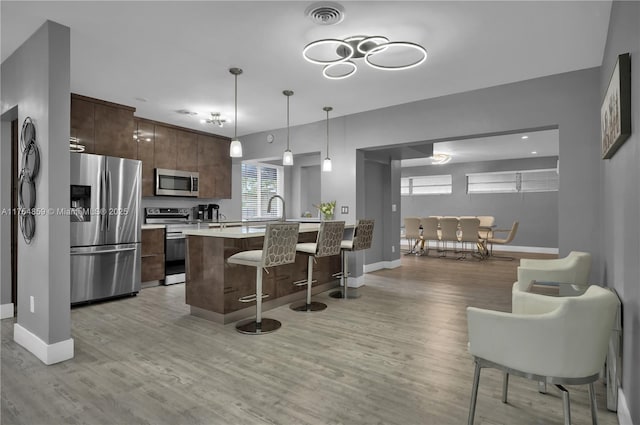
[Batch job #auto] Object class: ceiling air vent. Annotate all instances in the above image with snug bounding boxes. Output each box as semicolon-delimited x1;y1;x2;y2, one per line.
305;2;345;25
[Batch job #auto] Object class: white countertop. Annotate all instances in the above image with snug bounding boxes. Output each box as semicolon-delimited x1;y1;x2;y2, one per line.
184;223;353;239
141;224;166;230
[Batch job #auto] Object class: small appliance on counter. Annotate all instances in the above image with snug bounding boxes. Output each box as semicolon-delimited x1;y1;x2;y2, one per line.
193;203;221;222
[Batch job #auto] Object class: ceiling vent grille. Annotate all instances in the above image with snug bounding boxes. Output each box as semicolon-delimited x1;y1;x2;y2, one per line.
305;2;345;25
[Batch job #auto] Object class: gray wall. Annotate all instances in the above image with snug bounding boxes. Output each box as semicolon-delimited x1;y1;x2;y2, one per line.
300;165;321;217
239;68;602;279
401;156;559;248
600;1;640;422
0;21;71;344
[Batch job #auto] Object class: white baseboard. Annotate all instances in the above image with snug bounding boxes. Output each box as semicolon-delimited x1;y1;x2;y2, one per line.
364;259;402;273
0;303;14;319
400;241;558;255
13;324;74;365
491;245;558;254
617;388;633;425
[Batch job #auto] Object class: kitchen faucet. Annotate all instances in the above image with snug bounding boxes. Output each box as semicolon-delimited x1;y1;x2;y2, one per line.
267;195;286;222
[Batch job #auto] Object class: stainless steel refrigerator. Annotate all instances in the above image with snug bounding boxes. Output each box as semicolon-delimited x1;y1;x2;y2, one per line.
70;153;142;304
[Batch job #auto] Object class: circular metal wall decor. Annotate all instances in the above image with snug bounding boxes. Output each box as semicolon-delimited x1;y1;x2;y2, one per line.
20;117;36;151
18;116;40;244
21;141;40;179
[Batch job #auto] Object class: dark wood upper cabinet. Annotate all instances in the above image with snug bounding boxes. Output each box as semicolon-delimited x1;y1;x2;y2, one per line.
136;119;155;197
94;103;136;160
197;135;231;199
154;125;178;170
72;94;136;159
71;93;231;199
176;129;198;172
70;96;95;153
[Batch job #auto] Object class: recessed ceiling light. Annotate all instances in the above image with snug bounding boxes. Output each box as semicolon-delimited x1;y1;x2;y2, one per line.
531;151;537;154
176;109;197;116
521;135;529;139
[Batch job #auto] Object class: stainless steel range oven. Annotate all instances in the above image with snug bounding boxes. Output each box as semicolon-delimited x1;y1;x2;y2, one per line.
145;208;200;285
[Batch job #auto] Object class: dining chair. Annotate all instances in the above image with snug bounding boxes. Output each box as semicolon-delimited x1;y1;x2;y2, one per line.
438;217;459;257
477;215;495;240
458;217;481;259
487;221;519;260
403;217;421;255
419;217;440;255
467;285;619;425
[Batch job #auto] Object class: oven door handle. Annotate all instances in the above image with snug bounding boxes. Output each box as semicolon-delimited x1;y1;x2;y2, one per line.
166;233;186;240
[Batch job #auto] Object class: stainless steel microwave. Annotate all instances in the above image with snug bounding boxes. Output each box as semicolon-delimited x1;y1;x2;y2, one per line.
155;168;199;197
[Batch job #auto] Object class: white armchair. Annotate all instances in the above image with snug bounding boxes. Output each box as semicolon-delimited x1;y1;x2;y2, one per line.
466;285;619;425
515;251;592;293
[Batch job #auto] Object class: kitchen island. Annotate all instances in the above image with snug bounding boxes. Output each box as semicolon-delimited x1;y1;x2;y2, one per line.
183;223;349;324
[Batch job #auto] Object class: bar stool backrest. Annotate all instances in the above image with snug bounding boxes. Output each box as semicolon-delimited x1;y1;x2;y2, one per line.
458;218;480;243
352;219;375;251
420;217;439;240
262;222;300;267
316;221;346;257
439;217;459;242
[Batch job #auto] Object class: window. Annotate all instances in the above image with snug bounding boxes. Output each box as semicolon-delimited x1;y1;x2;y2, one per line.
466;169;558;194
401;175;452;195
241;163;284;220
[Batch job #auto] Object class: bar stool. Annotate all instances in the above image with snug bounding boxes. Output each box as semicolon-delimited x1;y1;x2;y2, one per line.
290;221;346;312
330;219;375;299
227;222;300;335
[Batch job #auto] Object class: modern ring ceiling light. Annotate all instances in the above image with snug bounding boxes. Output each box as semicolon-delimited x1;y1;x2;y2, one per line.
303;35;427;80
282;90;294;166
202;112;226;127
431;153;452;165
229;67;243;158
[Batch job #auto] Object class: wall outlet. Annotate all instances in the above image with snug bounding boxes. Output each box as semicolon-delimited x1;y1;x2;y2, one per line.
341;206;349;214
391;204;397;212
30;296;34;313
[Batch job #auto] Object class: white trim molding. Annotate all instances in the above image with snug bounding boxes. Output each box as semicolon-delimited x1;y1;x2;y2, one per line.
617;388;633;425
13;324;74;365
364;259;402;273
0;303;14;319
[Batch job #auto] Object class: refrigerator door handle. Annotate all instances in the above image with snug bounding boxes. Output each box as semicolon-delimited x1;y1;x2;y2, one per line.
100;169;107;232
70;246;137;256
106;170;112;230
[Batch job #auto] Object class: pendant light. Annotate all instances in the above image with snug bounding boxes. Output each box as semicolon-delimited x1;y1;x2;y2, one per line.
229;67;243;158
282;90;294;166
322;106;333;172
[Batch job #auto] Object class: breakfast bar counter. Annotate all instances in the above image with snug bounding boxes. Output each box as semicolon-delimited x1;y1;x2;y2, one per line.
183;223;347;323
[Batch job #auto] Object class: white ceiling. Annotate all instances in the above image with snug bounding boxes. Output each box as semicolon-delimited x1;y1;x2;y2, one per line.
2;1;611;142
400;129;559;167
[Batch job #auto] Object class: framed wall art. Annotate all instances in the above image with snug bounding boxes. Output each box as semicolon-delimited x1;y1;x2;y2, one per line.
601;53;631;159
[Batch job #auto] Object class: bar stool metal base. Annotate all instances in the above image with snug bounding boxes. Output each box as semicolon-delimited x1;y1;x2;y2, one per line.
329;288;361;299
290;301;327;312
235;318;281;335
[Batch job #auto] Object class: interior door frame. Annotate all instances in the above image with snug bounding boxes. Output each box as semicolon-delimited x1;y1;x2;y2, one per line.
11;119;17;310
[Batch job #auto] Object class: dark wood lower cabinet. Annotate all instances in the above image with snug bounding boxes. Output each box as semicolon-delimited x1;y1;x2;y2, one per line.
142;228;165;282
185;232;340;317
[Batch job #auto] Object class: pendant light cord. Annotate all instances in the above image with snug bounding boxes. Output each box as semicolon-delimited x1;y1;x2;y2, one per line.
234;74;238;139
325;109;330;157
286;95;290;150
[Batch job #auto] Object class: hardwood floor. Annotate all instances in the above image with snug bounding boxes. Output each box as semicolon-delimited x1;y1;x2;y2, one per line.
1;253;619;425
